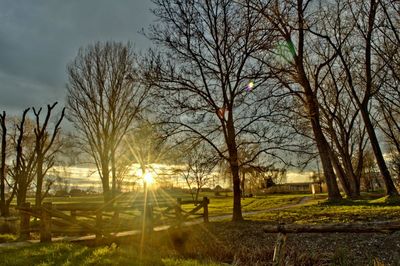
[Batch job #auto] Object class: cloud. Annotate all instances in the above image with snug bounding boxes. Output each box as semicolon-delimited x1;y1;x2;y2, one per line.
0;0;154;112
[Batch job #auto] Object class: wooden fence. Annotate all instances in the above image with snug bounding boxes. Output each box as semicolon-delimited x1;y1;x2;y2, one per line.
264;221;400;266
17;197;209;243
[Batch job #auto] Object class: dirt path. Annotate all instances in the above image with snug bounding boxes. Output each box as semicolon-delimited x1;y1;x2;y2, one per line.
0;196;312;249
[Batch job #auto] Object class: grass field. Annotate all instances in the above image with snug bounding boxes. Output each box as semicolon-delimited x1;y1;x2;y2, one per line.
2;192;400;265
0;242;225;266
247;194;400;224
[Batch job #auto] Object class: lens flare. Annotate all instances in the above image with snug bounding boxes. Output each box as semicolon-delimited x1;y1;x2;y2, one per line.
144;171;155;185
246;81;254;91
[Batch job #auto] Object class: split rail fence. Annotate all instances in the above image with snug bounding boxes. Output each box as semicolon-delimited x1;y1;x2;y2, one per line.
17;197;209;243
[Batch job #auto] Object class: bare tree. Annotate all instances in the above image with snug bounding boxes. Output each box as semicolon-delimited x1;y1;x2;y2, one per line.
179;142;218;203
32;102;65;206
250;0;400;197
66;42;147;202
249;0;342;199
8;109;37;206
374;1;400;185
144;0;297;221
318;58;369;198
305;0;398;195
361;149;381;191
124;120;171;184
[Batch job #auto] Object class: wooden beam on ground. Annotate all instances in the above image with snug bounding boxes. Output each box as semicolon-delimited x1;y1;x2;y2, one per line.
263;220;400;234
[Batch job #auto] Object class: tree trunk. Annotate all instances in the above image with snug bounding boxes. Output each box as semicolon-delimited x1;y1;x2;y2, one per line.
101;162;111;202
35;155;44;207
102;179;111;203
360;0;397;196
226;116;243;222
230;160;243;221
344;163;361;198
293;30;342;200
2;204;9;217
329;152;353;197
307;99;342;200
17;184;27;207
195;188;200;204
342;151;361;198
240;171;246;198
0;113;6;216
111;152;117;199
361;107;398;196
3;187;15;217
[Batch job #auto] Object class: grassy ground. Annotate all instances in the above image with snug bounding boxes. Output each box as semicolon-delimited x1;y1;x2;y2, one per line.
247;194;400;224
33;190;308;212
0;242;226;266
2;219;399;265
0;234;17;243
3;192;400;265
0;223;326;266
181;193;308;216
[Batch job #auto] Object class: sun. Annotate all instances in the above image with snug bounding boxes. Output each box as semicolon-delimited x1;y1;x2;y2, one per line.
143;171;155;185
136;168;155;186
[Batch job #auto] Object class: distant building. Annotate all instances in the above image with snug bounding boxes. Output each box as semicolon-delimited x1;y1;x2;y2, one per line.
265;182;326;194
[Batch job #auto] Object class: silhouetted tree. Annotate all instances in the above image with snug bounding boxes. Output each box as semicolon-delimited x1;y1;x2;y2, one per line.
179;142;218;203
8;109;37;206
144;0;297;221
249;0;342;199
124;120;171;187
66;42;148;202
304;0;398;195
32;102;65;206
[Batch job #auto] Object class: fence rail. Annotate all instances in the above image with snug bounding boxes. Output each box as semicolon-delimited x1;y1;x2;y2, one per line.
17;197;210;243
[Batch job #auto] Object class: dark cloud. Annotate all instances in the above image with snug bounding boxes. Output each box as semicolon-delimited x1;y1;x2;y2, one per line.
0;0;154;114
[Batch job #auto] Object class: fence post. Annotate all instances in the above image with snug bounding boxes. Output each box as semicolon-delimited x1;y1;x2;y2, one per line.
175;198;182;226
146;203;153;233
203;197;209;223
96;211;103;241
40;202;52;243
70;210;76;220
112;209;119;223
19;202;31;240
272;232;287;266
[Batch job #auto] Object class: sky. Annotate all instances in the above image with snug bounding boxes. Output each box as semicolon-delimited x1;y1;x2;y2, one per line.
0;1;318;182
0;0;154;114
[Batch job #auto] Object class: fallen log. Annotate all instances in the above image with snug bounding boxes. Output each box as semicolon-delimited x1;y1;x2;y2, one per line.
263;220;400;234
266;220;400;266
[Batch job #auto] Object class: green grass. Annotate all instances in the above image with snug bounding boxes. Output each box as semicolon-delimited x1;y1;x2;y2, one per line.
18;192;400;227
181;193;308;216
0;242;226;266
3;193;400;265
370;195;400;205
247;196;400;224
241;194;308;211
0;221;328;265
27;191;308;218
0;234;17;243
